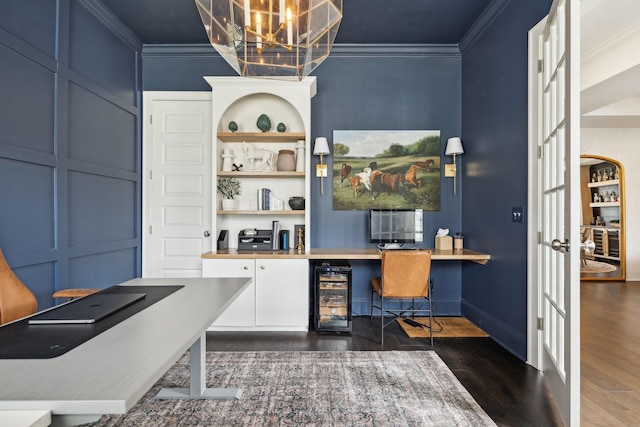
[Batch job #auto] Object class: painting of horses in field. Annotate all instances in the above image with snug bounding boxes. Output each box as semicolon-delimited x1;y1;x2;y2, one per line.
332;130;441;211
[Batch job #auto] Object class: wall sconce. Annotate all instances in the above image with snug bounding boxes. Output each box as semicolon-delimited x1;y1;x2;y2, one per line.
313;137;330;195
444;137;464;195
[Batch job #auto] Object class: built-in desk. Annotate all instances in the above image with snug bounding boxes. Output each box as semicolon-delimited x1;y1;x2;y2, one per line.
202;248;490;264
201;248;490;332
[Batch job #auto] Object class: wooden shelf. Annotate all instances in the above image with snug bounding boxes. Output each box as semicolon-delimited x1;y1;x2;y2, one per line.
217;210;305;215
587;179;619;188
217;132;305;143
589;202;619;207
218;171;304;178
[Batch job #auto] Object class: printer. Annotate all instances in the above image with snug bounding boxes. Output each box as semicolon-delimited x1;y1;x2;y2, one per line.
238;229;272;251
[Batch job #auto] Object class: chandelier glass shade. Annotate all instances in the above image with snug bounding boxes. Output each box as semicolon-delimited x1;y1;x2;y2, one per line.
195;0;342;79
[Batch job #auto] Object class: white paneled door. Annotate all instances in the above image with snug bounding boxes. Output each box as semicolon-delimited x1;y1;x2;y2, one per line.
530;0;580;425
143;92;212;278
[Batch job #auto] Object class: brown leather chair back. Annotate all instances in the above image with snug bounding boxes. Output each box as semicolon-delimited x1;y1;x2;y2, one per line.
379;250;432;298
0;248;37;325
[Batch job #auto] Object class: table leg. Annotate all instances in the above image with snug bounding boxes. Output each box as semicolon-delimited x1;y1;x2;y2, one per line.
154;333;242;400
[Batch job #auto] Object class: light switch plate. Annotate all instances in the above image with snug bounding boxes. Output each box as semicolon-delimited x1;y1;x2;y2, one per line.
512;206;523;223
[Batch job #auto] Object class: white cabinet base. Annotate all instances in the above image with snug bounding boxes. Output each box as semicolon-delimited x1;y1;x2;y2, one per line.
203;258;309;331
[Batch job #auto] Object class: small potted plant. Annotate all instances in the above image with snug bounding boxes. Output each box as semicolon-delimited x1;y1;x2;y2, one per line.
217;177;241;210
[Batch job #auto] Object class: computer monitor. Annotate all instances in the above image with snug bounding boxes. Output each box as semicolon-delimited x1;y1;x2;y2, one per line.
368;209;423;249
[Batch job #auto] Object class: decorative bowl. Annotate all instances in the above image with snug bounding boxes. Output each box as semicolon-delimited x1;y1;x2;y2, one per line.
288;196;305;210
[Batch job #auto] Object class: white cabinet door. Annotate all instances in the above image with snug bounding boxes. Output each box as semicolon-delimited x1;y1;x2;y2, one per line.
203;259;255;327
255;259;308;328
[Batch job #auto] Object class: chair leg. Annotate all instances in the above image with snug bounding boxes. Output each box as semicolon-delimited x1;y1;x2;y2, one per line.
370;288;374;320
380;295;384;346
429;280;434;346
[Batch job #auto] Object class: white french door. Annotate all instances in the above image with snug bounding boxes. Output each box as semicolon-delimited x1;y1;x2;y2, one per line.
142;92;212;278
530;0;580;425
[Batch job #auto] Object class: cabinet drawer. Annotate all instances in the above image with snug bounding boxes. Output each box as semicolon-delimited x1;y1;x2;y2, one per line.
203;259;255;278
319;306;348;317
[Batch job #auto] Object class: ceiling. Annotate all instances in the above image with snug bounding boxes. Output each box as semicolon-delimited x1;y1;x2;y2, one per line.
99;0;493;45
100;0;640;128
580;0;640;127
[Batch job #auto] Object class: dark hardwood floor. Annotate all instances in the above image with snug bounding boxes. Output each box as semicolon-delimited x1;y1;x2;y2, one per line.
581;280;640;426
206;317;563;426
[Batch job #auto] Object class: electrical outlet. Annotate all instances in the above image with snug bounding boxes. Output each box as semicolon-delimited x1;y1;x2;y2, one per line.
512;207;523;223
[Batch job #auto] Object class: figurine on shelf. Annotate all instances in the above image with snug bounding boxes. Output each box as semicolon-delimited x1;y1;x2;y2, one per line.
604;191;610;202
296;226;304;253
615;167;620;180
221;148;234;172
596;170;602;182
603;169;609;180
591;172;597;182
242;141;275;171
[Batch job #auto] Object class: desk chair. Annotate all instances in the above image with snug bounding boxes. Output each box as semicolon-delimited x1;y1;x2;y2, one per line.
0;249;37;325
370;250;433;345
0;248;98;325
580;227;591;267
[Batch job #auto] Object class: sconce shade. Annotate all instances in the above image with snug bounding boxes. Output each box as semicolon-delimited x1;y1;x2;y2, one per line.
445;137;464;156
313;137;330;156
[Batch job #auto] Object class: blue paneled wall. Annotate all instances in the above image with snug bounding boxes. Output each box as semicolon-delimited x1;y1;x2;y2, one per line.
0;0;142;310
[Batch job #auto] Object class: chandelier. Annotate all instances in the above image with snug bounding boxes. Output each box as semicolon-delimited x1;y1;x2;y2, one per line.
195;0;342;80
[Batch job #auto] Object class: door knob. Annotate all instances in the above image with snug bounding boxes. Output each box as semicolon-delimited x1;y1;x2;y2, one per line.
551;238;570;252
204;231;211;237
581;239;596;253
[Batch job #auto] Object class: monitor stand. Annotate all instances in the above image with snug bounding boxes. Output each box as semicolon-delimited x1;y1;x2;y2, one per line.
378;243;404;250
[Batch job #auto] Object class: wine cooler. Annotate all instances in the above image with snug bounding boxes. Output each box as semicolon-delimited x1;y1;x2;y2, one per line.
314;260;352;332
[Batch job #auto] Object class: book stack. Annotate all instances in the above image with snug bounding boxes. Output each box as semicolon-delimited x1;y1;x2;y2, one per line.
270;220;289;251
257;188;284;210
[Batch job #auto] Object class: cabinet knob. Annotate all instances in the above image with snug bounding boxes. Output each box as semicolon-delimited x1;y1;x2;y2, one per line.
204;230;211;237
243;265;249;270
260;265;266;269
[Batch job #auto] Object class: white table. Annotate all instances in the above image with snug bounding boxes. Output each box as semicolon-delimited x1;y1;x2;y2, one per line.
0;277;251;427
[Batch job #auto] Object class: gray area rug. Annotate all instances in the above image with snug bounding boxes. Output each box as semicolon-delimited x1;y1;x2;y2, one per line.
84;351;496;426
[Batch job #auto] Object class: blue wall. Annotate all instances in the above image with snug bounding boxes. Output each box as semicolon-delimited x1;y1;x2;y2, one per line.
0;0;142;310
459;0;552;358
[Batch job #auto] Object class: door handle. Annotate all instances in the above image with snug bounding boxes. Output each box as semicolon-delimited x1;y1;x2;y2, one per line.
551;239;570;252
204;231;211;237
581;239;595;253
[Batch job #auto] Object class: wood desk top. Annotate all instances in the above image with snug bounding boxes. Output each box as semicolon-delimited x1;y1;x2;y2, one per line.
202;248;491;265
